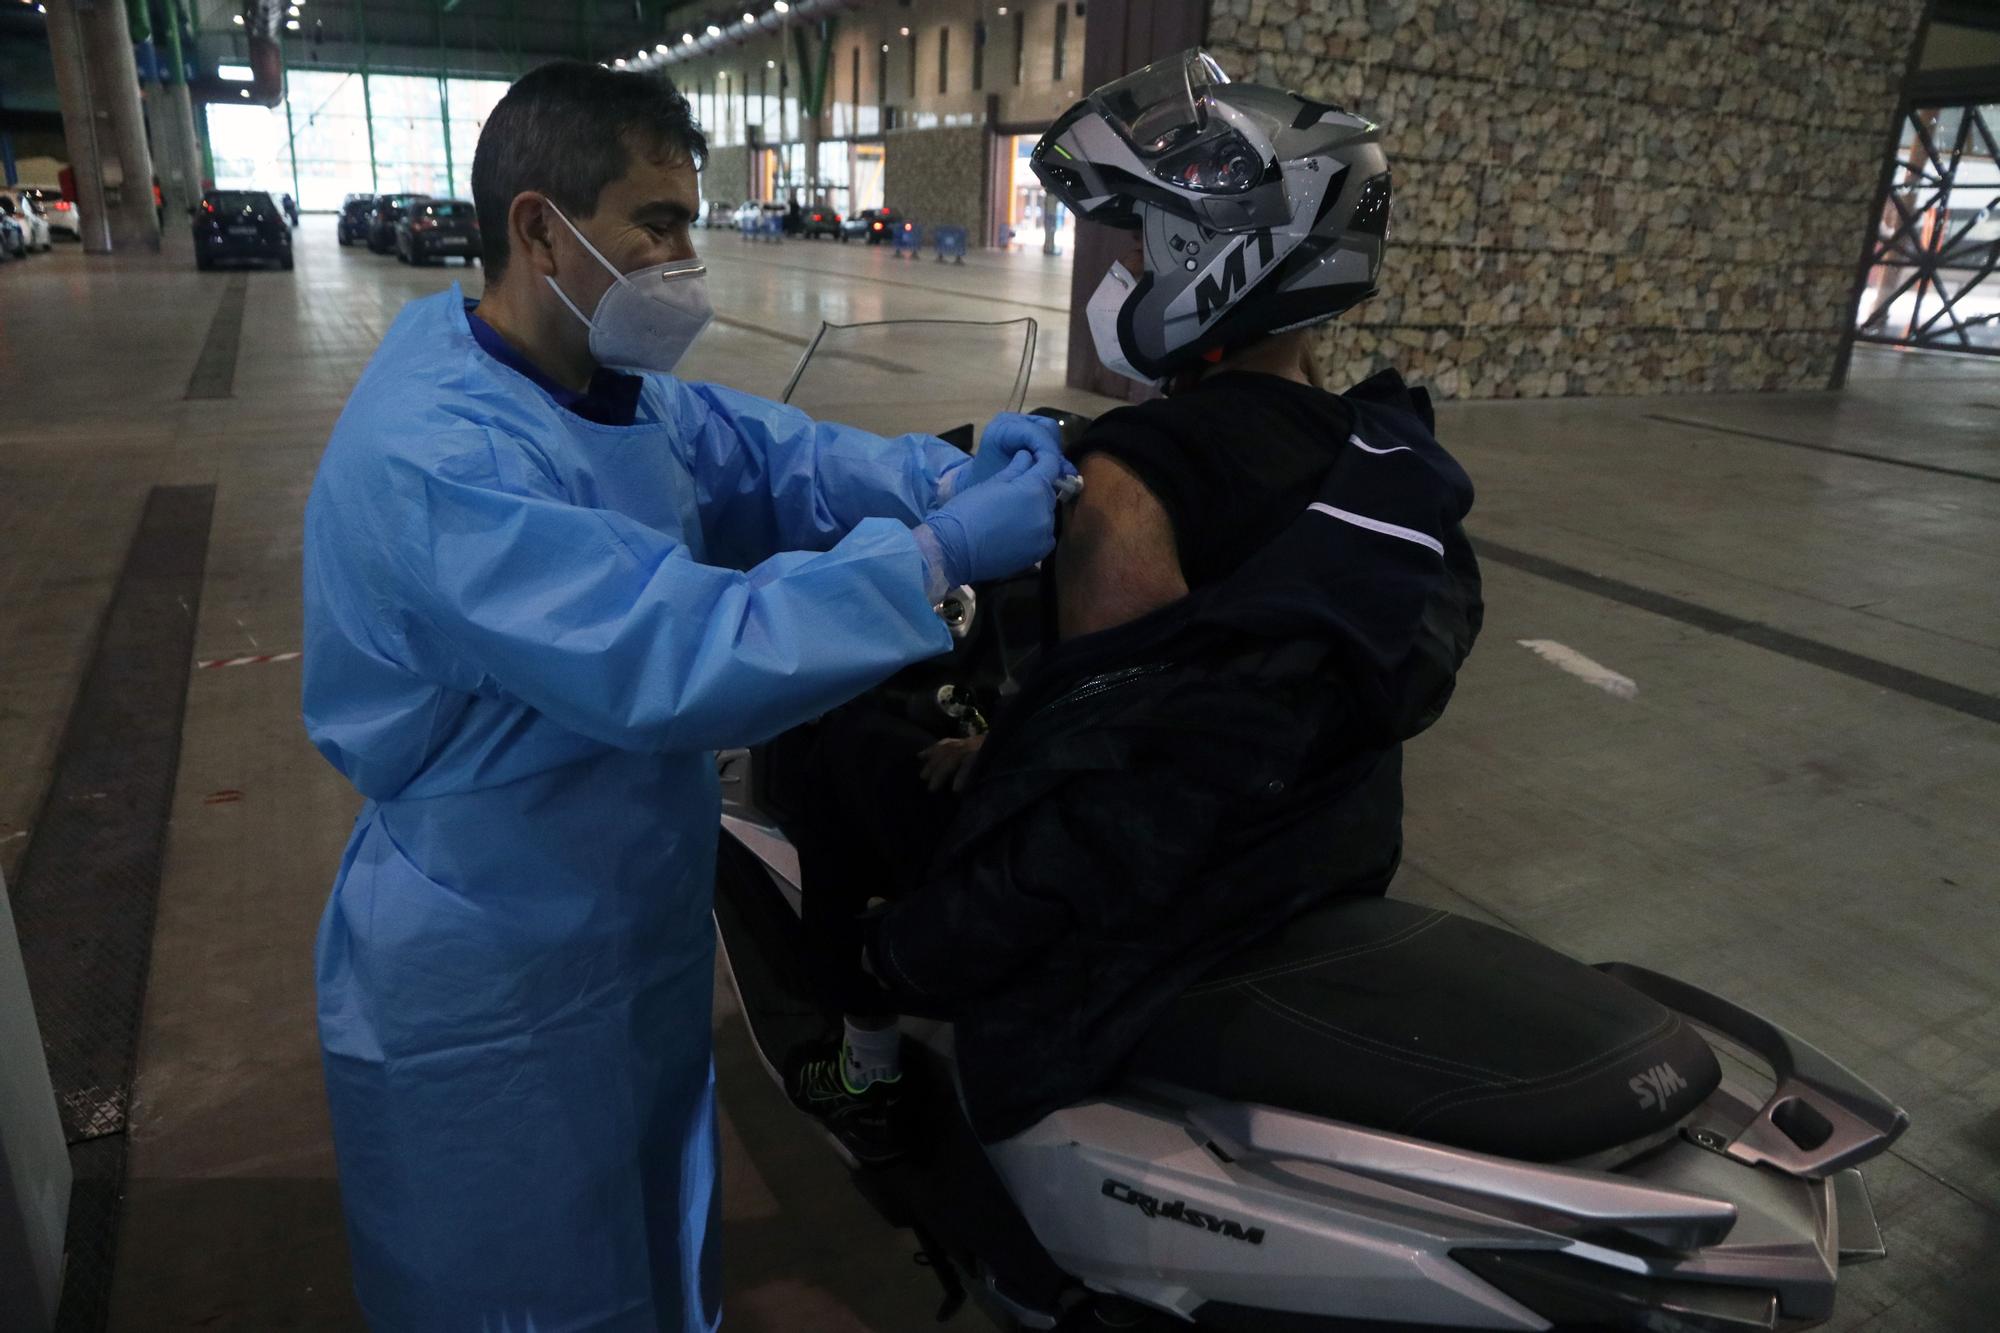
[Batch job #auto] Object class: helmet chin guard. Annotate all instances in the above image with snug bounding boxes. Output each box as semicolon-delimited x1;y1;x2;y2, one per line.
1036;50;1392;382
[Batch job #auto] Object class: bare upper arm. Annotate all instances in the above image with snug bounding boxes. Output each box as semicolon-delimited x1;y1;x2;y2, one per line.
1053;453;1190;641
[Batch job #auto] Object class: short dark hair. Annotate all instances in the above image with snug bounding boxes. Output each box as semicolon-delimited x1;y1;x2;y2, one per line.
472;61;707;281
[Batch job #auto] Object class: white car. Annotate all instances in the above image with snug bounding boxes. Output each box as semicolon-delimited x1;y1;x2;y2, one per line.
0;188;53;252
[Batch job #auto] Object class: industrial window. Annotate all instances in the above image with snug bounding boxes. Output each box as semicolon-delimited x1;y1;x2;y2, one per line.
906;31;918;99
1054;4;1067;80
1014;10;1025;86
939;27;950;95
851;46;860;119
973;19;986;91
1852;102;2000;354
878;42;889;109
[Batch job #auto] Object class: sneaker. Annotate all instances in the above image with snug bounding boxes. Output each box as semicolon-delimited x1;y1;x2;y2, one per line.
784;1039;906;1166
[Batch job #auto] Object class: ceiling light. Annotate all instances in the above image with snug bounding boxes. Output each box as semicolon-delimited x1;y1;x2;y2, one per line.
682;31;695;43
706;24;721;37
238;89;251;97
285;17;299;28
880;43;888;52
899;26;910;35
742;11;754;21
218;64;254;81
615;58;627;67
232;13;244;23
997;5;1007;12
773;1;789;12
655;42;668;53
288;4;299;14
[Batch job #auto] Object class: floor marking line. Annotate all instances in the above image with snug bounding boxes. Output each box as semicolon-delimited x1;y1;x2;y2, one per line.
196;650;301;669
1476;539;2000;727
184;272;249;401
1643;413;2000;485
1517;639;1638;699
8;484;215;1332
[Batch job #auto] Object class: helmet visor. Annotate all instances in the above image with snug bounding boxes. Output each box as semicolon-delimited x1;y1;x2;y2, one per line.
1090;51;1263;197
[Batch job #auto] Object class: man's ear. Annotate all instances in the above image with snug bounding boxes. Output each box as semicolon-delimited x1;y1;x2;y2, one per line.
508;193;560;278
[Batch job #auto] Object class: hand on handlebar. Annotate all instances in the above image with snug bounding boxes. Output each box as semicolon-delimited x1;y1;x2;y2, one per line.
918;735;986;794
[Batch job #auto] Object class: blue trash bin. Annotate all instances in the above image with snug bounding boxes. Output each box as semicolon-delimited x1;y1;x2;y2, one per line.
892;219;922;259
933;225;968;264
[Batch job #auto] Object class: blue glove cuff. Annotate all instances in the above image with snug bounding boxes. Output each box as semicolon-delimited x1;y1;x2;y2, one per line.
911;522;956;603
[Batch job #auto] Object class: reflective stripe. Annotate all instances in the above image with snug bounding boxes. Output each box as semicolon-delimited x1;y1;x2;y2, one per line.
1308;502;1445;557
1348;433;1412;457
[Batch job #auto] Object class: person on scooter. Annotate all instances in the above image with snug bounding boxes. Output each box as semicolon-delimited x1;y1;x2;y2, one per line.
784;50;1483;1161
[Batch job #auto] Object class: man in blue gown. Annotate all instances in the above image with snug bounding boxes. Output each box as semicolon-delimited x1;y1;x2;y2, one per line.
301;62;1067;1331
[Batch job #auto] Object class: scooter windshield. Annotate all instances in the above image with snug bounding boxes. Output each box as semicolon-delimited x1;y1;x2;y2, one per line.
779;317;1039;449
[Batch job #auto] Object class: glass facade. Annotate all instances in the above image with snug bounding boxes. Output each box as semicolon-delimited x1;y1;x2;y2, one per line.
206;101;290;198
287;71;370;210
445;78;510;200
205;71;514;209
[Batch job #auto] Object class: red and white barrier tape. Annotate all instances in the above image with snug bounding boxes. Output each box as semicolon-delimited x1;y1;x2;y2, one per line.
197;651;302;670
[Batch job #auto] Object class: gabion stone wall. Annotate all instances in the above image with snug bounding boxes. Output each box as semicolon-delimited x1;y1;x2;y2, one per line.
883;125;991;245
699;144;751;214
1206;0;1925;398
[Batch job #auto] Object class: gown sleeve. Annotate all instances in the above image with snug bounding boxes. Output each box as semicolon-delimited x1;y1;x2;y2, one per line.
662;379;970;569
379;431;954;754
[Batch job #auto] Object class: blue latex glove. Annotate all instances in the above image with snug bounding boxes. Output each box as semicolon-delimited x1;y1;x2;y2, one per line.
939;412;1075;501
915;447;1064;598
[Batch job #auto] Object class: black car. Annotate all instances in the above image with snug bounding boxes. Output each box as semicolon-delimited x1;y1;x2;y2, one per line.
337;194;377;246
367;193;430;253
848;208;902;244
800;205;843;240
193;190;292;270
396;199;481;266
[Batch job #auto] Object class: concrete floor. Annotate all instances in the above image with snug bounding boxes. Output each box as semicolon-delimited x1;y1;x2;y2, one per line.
0;219;1995;1331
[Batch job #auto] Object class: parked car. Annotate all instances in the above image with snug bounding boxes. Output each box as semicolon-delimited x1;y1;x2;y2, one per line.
192;189;293;270
799;205;843;240
698;199;735;229
0;189;52;252
0;211;23;260
396;198;481;265
336;194;377;246
731;200;785;234
848;208;902;244
367;193;430;253
21;188;80;241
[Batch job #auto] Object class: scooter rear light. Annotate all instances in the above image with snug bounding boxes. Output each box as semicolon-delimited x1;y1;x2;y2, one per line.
55;200;73;211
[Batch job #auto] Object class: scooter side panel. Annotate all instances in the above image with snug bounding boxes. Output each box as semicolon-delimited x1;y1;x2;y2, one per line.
986;1101;1557;1328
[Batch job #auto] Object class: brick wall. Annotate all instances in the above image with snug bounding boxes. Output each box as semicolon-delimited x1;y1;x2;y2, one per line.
883;124;991;242
1205;0;1926;397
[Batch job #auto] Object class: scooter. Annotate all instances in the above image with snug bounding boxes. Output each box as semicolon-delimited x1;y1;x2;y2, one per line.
715;319;1906;1331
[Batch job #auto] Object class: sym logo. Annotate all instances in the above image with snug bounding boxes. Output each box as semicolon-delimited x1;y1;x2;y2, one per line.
1630;1062;1688;1112
1193;229;1278;325
1102;1178;1266;1245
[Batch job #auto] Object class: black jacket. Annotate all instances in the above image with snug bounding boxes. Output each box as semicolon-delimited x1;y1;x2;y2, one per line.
867;371;1483;1140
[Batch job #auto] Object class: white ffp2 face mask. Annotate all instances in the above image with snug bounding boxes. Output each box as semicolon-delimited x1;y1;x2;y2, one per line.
1085;259;1156;386
543;201;713;375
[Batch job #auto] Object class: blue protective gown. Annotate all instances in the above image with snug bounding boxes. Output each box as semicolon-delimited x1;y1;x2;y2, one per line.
303;287;959;1331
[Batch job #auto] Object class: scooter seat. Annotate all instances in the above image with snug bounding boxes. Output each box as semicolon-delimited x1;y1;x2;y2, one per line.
1127;896;1721;1162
